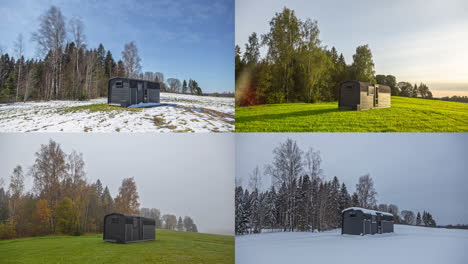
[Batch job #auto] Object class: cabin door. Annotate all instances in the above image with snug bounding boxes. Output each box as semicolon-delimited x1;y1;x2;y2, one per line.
374;87;379;107
137;83;144;103
131;88;137;105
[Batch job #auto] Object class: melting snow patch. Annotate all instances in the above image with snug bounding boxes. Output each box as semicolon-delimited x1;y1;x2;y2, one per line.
0;93;234;132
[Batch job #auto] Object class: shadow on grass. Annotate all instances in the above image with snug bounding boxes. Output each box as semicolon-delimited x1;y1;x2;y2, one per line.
236;107;341;123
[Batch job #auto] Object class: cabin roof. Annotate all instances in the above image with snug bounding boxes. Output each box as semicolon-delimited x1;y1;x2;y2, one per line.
109;77;158;84
342;207;394;217
105;213;155;222
340;80;391;93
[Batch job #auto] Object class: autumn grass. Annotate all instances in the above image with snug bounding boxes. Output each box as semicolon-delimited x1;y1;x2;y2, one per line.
0;229;234;264
235;96;468;132
62;103;142;113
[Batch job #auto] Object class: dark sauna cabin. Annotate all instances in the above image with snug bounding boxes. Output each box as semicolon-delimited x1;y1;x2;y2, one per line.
103;213;156;243
108;77;160;107
341;207;394;235
339;81;391;110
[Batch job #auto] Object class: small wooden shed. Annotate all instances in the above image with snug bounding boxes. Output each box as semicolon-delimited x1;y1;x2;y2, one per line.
341;207;394;235
103;213;155;243
339;81;391;110
108;77;160;107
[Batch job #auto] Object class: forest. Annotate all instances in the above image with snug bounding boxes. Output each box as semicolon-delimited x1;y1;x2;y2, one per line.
0;139;198;240
235;139;436;235
0;6;204;103
235;7;433;106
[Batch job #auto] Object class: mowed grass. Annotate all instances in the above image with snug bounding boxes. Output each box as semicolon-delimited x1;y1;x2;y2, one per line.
62;103;142;113
235;96;468;132
0;229;234;264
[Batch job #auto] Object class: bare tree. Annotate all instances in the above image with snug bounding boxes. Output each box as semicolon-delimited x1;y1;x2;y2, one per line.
355;174;377;208
31;6;66;99
401;210;415;225
121;41;141;78
69;17;86;97
166;78;182;93
248;165;262;191
303;147;323;181
267;138;303;189
14;33;25;101
162;214;177;230
388;204;399;219
378;204;388;212
266;138;303;231
143;71;154;81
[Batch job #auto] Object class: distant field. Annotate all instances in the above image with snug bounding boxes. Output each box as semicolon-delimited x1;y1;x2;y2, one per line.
0;229;234;264
235;97;468;132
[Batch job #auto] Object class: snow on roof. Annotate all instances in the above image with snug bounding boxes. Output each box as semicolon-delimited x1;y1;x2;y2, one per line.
342;207;393;216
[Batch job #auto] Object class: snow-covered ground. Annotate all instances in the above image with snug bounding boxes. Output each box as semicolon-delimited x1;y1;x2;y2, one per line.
0;93;234;132
236;225;468;264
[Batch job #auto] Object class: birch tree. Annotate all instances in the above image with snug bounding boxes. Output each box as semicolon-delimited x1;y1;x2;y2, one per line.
13;33;25;101
32;6;66;99
121;42;141;78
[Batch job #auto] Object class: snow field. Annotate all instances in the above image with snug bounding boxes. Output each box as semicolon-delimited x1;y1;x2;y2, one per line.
236;225;468;264
0;93;234;132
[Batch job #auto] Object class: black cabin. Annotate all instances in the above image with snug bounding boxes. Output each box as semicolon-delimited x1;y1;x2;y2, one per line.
341;207;394;235
103;213;156;243
108;77;160;107
339;81;391;110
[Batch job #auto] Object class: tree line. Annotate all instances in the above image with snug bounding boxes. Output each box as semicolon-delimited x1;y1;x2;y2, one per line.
235;138;436;235
235;7;433;106
140;208;198;233
437;95;468;103
0;139;197;240
0;5;203;103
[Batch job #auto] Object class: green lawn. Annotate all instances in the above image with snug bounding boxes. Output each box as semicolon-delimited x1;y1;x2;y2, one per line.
0;229;234;264
235;96;468;132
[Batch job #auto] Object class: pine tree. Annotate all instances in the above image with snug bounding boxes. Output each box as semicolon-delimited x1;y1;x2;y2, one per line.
182;80;187;94
416;212;422;226
177;216;184;231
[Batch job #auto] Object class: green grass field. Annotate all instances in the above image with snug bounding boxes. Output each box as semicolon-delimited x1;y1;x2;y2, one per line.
0;229;234;264
235;96;468;132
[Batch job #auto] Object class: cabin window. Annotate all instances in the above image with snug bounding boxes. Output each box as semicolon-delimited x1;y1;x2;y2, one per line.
349;212;356;217
133;218;138;228
347;85;353;89
111;217;119;224
115;81;123;88
368;86;374;95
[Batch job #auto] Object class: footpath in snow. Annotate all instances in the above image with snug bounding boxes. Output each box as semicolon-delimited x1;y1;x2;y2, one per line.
236;225;468;264
0;93;234;132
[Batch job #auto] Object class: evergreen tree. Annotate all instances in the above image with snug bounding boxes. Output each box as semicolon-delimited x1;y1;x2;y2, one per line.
177;216;184;231
182;80;187;94
416;212;422;225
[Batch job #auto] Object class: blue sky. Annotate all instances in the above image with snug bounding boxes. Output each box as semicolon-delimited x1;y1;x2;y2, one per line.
236;0;468;95
0;0;234;93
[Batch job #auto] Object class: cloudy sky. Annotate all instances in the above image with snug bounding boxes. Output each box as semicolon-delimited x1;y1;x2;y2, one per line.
236;133;468;226
0;0;234;93
0;133;235;235
236;0;468;94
